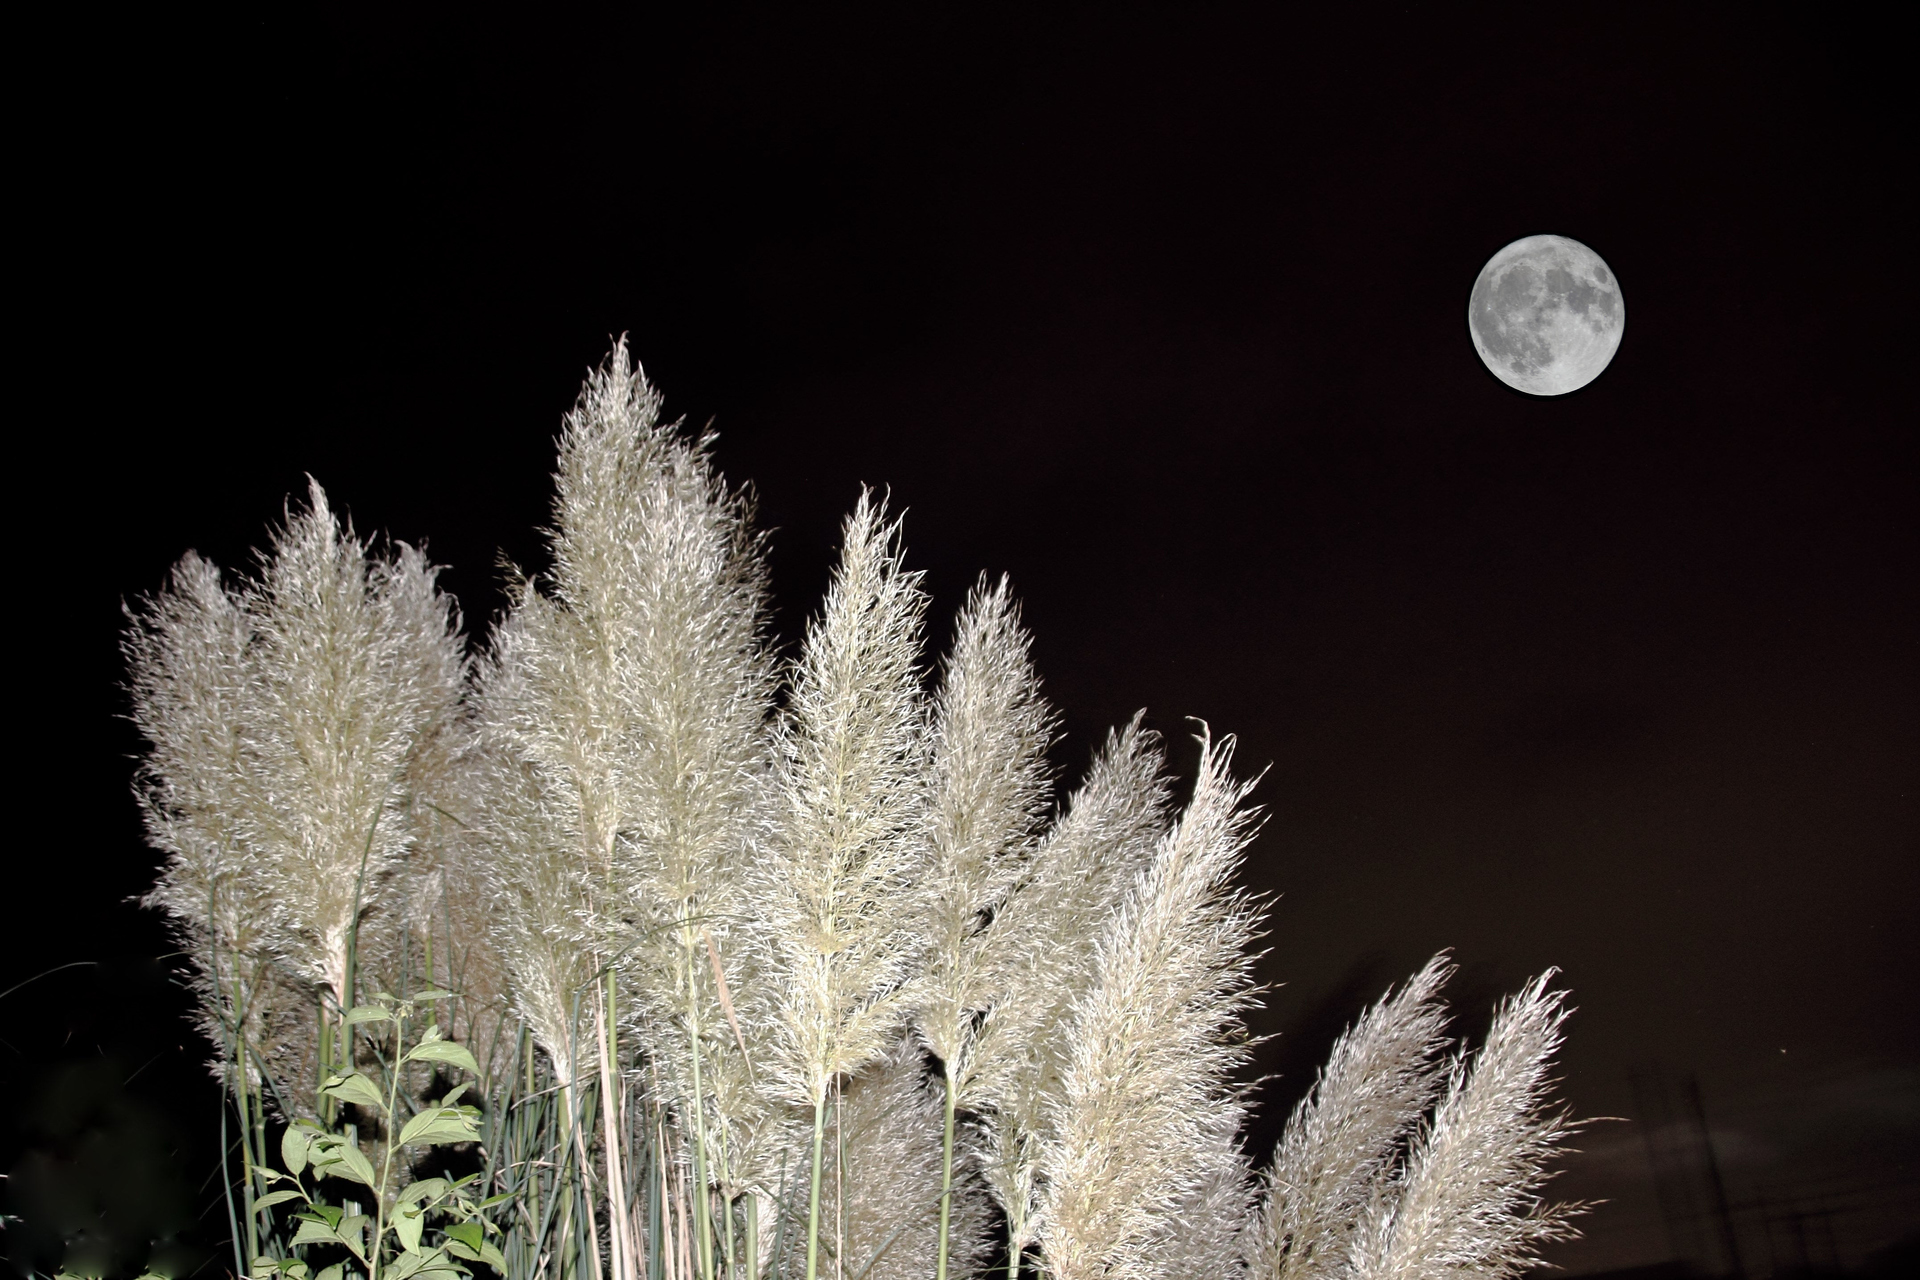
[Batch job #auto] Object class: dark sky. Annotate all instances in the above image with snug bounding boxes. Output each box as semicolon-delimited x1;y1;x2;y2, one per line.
8;6;1914;1276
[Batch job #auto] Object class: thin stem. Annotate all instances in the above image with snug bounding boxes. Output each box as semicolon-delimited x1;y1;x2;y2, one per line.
598;973;635;1280
659;1118;680;1280
804;1094;827;1280
371;1007;407;1280
219;1058;244;1278
230;976;260;1265
744;1193;758;1280
574;1076;609;1280
835;1086;846;1280
935;1068;957;1280
719;1190;737;1280
318;1003;335;1126
683;921;716;1280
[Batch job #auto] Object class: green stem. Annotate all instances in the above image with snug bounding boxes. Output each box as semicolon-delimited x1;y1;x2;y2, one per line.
371;1010;406;1280
558;1147;577;1280
598;971;632;1280
251;1050;270;1202
685;925;716;1280
744;1193;757;1280
804;1093;827;1280
218;1083;245;1278
232;987;259;1265
936;1068;957;1280
719;1190;736;1280
318;1005;336;1127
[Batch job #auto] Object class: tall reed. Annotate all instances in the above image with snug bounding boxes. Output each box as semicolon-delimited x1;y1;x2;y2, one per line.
127;340;1589;1280
758;491;933;1280
915;576;1054;1280
1032;730;1266;1280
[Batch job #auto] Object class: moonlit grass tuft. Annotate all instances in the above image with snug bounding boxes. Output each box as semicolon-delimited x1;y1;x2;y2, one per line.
130;339;1589;1280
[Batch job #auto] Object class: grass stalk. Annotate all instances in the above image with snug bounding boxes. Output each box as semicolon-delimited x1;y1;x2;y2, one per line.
597;971;636;1280
367;1004;410;1280
658;1118;680;1280
804;1094;827;1280
682;924;717;1280
744;1192;757;1280
566;1069;608;1280
935;1068;957;1280
226;974;261;1264
219;1072;245;1278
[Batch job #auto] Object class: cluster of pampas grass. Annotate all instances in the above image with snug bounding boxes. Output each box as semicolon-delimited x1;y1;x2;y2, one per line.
129;341;1585;1280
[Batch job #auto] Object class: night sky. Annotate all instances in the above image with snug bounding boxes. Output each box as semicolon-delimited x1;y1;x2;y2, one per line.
7;7;1914;1276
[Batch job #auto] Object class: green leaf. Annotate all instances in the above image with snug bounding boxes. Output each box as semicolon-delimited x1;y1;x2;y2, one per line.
397;1107;481;1147
405;1038;479;1077
297;1204;343;1229
248;1261;308;1280
311;1137;378;1187
445;1221;507;1271
254;1189;305;1213
280;1125;311;1175
290;1218;344;1248
333;1212;370;1262
398;1176;450;1207
441;1228;504;1276
314;1265;345;1280
395;1201;426;1254
443;1223;484;1252
345;1004;392;1025
411;987;456;1002
388;1247;465;1280
321;1072;388;1112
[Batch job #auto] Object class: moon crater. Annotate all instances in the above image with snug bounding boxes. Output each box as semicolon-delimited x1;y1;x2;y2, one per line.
1470;234;1624;395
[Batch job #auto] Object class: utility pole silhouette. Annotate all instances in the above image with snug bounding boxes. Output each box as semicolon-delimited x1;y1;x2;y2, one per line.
1631;1065;1745;1278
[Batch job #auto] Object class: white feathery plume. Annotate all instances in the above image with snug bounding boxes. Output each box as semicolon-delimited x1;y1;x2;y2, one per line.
124;342;1603;1280
916;575;1055;1278
476;337;773;987
1246;954;1454;1280
127;552;281;1086
406;780;518;1082
761;490;932;1107
1142;1112;1255;1280
475;341;778;1278
547;337;777;1218
1345;973;1586;1280
967;715;1171;1268
1035;729;1265;1280
758;490;932;1279
919;575;1054;1082
465;679;600;1092
236;482;467;1016
130;484;466;1034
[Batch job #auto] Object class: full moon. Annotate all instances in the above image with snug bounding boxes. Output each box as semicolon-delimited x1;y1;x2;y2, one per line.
1469;234;1624;395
